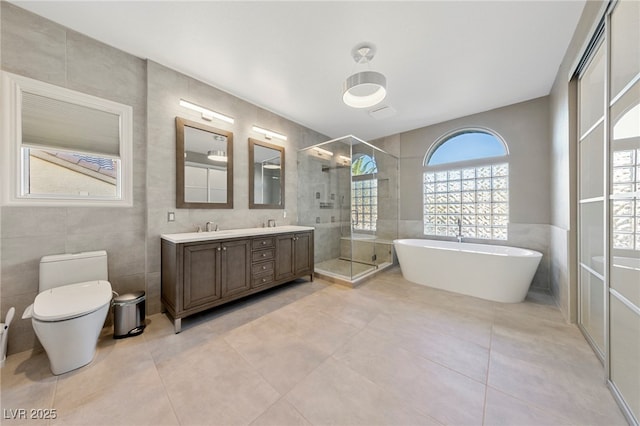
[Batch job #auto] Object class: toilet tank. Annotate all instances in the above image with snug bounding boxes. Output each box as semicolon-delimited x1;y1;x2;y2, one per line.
39;251;109;292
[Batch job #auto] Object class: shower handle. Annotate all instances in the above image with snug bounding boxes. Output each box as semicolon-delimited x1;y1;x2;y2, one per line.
351;210;359;226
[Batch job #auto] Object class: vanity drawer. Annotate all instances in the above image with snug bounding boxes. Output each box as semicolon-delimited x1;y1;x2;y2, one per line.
252;238;274;250
252;261;274;275
252;249;275;262
251;270;274;288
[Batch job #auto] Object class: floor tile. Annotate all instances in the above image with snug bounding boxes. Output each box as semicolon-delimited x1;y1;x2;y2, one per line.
157;337;280;425
368;312;490;382
0;350;57;425
286;357;439;426
249;398;311;426
488;350;628;425
484;386;572;426
224;315;330;394
1;270;629;426
332;327;486;425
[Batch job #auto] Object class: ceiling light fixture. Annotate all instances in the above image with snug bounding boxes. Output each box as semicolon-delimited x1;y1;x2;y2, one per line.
207;150;227;162
343;44;387;109
252;126;287;141
180;99;234;124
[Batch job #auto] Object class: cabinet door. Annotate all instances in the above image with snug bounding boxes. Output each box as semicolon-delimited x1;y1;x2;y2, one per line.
294;232;312;275
184;243;221;310
275;233;295;281
221;239;251;298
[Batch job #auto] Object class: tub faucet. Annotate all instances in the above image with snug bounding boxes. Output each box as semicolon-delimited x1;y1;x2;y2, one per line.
206;221;218;232
456;218;463;243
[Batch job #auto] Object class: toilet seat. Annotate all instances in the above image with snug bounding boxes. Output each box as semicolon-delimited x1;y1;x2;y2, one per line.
33;280;112;322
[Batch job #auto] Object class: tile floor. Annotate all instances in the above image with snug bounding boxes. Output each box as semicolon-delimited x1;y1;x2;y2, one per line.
1;267;629;426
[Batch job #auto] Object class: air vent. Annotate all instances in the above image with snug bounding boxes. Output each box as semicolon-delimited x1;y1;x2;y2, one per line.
368;105;396;120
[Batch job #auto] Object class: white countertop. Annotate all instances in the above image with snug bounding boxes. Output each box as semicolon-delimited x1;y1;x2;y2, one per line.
161;225;314;244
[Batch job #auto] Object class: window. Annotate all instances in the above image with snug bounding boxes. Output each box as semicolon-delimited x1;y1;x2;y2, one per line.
2;71;133;206
352;154;378;232
423;129;509;240
611;102;640;251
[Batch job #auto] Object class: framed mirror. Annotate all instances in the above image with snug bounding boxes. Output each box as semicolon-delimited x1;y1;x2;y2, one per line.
249;138;284;209
176;117;233;208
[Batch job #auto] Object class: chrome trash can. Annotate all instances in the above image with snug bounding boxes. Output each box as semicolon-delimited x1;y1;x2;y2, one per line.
113;291;146;339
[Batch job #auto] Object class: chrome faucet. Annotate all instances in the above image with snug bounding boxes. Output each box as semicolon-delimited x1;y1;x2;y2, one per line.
206;221;218;232
456;218;463;243
267;219;276;228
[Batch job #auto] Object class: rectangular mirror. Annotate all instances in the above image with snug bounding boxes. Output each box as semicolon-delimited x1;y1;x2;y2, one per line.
176;117;233;208
249;138;284;209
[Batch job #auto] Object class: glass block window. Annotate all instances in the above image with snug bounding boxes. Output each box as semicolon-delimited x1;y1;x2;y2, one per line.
423;130;509;240
352;154;378;232
352;179;378;231
612;148;639;250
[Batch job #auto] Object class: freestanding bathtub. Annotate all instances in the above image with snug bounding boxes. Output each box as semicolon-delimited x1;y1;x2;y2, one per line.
394;239;542;303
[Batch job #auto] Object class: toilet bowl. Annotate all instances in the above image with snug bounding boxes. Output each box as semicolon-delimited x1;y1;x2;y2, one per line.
22;251;112;375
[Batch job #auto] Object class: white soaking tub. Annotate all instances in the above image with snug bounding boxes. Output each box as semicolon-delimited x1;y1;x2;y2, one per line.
393;239;542;303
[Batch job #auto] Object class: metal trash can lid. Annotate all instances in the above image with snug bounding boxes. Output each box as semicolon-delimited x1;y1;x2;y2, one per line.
113;291;145;305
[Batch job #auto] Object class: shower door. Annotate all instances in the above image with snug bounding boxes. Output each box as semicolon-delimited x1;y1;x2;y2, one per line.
577;2;639;423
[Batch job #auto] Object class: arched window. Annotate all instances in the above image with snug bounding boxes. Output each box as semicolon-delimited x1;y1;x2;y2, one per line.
352;154;378;232
423;129;509;240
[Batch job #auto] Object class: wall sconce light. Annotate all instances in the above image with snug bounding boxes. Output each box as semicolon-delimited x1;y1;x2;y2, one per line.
179;99;234;124
313;147;334;157
252;126;287;141
338;155;352;165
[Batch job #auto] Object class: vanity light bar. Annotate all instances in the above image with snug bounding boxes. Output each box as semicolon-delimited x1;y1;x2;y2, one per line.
179;99;234;124
252;126;287;141
313;147;334;157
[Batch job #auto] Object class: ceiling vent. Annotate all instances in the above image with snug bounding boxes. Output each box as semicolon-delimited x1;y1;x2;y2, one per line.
368;105;396;120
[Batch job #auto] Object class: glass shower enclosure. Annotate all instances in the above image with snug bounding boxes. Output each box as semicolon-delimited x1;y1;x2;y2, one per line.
297;135;398;284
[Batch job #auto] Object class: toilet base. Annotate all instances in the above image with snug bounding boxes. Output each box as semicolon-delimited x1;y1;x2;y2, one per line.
32;304;109;375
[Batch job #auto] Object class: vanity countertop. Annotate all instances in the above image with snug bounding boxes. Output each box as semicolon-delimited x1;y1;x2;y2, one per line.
161;225;314;244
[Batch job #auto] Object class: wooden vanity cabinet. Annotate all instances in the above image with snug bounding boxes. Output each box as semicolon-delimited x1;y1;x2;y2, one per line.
162;230;313;333
275;232;313;281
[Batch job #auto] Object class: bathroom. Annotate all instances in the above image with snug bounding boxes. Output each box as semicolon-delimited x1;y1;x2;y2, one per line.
1;1;638;425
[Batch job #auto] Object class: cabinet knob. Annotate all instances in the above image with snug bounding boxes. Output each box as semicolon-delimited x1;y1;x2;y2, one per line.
262;278;267;283
262;266;267;270
217;247;221;251
262;241;266;245
262;253;267;257
222;247;227;251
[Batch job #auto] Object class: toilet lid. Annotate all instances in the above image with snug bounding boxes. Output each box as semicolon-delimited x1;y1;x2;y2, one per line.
33;280;112;321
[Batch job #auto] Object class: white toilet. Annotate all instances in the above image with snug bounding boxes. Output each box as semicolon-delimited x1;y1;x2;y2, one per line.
22;251;112;375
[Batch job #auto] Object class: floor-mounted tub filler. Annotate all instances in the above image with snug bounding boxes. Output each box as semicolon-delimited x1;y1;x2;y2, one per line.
394;239;542;303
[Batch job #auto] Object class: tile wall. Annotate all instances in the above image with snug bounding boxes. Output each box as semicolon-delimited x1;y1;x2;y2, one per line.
0;3;327;355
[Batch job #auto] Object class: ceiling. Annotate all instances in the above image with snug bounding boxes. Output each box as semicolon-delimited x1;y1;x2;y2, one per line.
12;1;586;141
